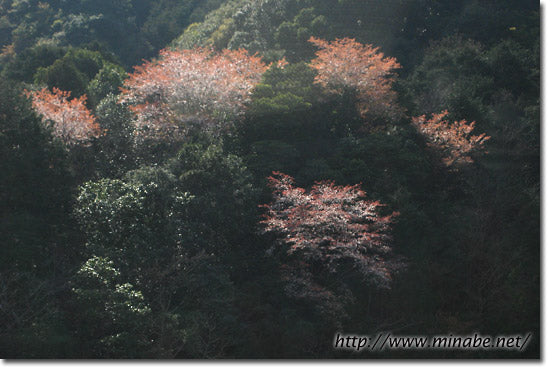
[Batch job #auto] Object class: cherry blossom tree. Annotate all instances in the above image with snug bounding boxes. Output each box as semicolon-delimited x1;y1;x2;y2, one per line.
412;110;490;166
309;37;402;121
27;88;100;146
261;172;400;287
120;48;268;139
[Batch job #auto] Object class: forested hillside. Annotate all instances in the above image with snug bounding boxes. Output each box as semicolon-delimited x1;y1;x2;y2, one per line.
1;0;540;359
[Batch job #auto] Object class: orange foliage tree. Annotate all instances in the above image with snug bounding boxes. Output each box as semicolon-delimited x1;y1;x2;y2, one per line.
261;172;400;288
120;48;268;139
412;110;491;166
27;88;100;146
309;37;402;121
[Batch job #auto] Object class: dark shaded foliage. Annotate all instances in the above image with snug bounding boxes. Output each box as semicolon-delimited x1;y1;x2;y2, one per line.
0;0;540;359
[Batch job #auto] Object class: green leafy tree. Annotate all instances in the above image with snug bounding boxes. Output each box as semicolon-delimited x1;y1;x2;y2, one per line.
86;63;127;107
1;43;66;83
73;145;252;357
70;256;152;358
92;93;135;177
166;142;258;261
34;48;106;98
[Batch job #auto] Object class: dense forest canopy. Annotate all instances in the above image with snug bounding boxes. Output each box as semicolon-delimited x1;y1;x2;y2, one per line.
1;0;539;359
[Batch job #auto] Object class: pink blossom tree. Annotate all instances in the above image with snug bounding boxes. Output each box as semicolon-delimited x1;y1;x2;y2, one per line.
261;172;401;290
309;37;402;121
412;110;490;166
27;88;100;146
120;48;268;139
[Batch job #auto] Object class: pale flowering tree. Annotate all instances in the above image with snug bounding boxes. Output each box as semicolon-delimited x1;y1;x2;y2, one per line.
27;88;101;146
120;48;268;139
261;172;401;297
309;37;402;121
412;110;491;167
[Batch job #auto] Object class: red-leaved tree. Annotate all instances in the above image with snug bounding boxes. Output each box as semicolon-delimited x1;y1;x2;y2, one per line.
309;37;402;121
261;172;400;289
120;48;268;139
27;88;100;146
412;110;490;166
